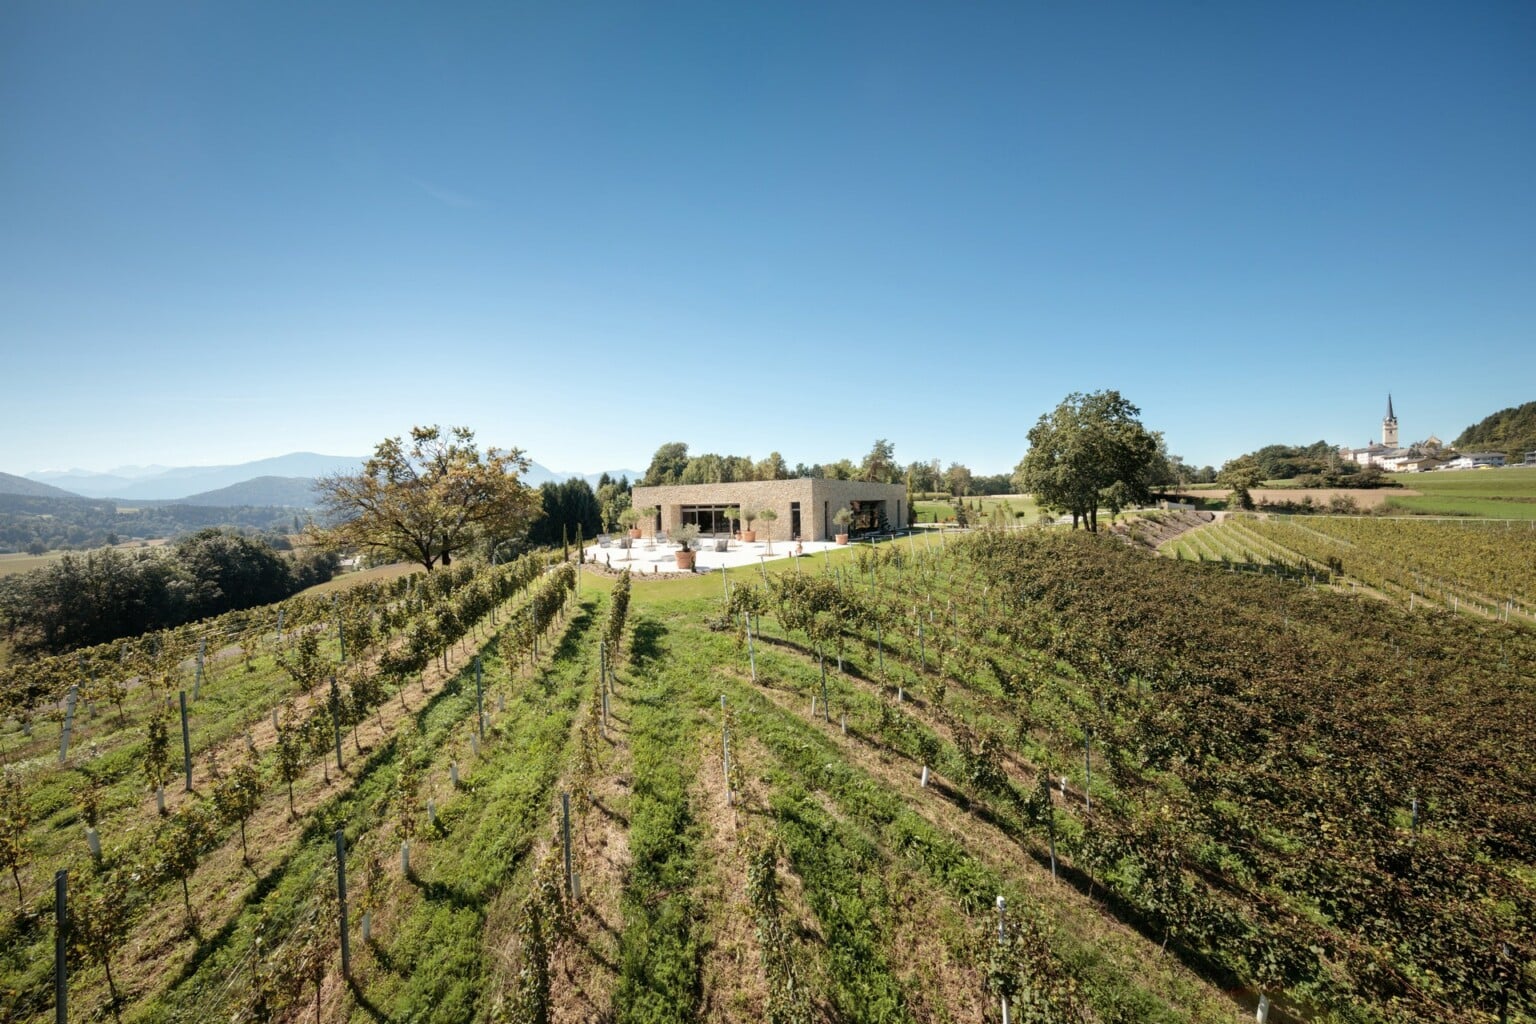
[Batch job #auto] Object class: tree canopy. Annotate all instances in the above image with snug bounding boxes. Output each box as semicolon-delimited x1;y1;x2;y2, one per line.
641;442;691;486
1217;456;1264;510
527;478;603;547
860;439;898;483
1012;391;1162;532
314;425;541;571
0;532;336;655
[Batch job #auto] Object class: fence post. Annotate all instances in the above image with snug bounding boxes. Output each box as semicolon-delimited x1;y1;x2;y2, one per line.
997;895;1010;1024
818;652;831;723
721;695;732;805
562;791;574;900
335;830;351;979
194;638;206;699
744;613;756;683
54;869;67;1024
179;690;193;792
1084;730;1092;812
876;618;884;677
58;686;78;764
331;676;344;772
474;657;484;740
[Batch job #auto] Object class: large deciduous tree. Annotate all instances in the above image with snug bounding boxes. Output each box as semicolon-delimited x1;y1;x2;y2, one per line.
1012;390;1161;532
641;442;690;486
1218;456;1264;510
314;426;541;571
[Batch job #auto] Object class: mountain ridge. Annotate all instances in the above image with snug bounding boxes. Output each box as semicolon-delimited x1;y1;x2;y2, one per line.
18;454;645;501
0;471;83;499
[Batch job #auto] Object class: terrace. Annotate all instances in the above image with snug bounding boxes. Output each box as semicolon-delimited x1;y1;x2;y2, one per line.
582;531;853;574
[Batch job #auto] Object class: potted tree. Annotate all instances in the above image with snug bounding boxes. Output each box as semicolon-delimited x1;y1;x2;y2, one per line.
741;507;758;543
833;506;853;545
721;507;741;549
673;524;701;570
756;507;776;553
618;506;641;541
636;505;659;544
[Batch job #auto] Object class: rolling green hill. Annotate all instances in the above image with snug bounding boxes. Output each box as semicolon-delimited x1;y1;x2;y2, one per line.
1453;400;1536;458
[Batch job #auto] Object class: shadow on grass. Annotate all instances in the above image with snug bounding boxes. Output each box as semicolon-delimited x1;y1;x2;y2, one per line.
403;866;486;912
348;974;394;1023
628;617;667;666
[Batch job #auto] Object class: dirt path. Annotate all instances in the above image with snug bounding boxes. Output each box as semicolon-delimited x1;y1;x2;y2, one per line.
547;674;633;1023
694;714;770;1023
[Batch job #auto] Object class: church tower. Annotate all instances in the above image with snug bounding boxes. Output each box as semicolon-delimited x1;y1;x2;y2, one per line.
1382;394;1399;447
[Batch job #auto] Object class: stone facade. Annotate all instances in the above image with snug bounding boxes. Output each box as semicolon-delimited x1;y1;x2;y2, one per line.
630;479;908;543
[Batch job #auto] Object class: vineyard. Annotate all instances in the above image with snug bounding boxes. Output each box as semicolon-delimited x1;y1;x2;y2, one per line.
3;529;1533;1022
1161;515;1536;623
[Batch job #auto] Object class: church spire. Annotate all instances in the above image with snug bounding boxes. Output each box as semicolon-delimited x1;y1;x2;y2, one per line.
1382;394;1399;447
1386;393;1395;421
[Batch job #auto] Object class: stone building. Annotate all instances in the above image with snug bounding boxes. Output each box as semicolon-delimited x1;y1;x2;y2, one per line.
629;479;908;542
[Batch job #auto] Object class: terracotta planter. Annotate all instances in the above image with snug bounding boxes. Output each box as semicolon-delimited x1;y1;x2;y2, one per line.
629;528;642;539
675;550;696;570
835;534;849;545
741;530;757;543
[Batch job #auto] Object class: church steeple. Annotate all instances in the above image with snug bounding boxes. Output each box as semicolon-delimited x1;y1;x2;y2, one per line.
1383;394;1399;447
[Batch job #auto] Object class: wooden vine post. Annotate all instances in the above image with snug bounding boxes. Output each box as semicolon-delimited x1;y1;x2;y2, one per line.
179;690;193;792
54;869;66;1024
474;656;484;740
1083;729;1092;812
996;895;1010;1024
194;638;206;699
330;676;344;772
335;830;351;979
58;685;78;764
743;612;756;683
721;695;732;806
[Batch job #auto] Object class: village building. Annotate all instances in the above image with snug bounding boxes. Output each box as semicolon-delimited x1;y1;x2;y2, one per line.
629;479;908;543
1444;452;1507;470
1340;396;1447;469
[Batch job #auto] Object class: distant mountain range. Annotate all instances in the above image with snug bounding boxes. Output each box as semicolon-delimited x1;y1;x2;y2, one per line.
24;453;367;501
172;476;324;508
0;471;80;499
5;454;643;504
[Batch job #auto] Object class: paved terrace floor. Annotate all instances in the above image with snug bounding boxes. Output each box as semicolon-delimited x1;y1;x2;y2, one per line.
583;533;876;574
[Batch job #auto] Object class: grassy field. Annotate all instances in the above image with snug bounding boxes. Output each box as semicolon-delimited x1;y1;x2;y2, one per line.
1385;465;1536;517
0;540;168;576
914;494;1038;524
0;551;68;575
295;560;420;597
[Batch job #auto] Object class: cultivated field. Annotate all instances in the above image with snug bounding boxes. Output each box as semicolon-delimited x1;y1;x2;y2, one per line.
4;529;1532;1023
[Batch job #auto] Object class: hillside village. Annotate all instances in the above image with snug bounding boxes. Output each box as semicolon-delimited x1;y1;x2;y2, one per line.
1339;395;1536;471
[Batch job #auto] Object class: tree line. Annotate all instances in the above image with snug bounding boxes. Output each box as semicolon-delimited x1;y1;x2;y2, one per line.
638;439;1024;497
0;529;338;655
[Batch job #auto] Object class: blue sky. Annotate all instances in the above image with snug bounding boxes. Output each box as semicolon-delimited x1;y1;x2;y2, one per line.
2;1;1532;476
